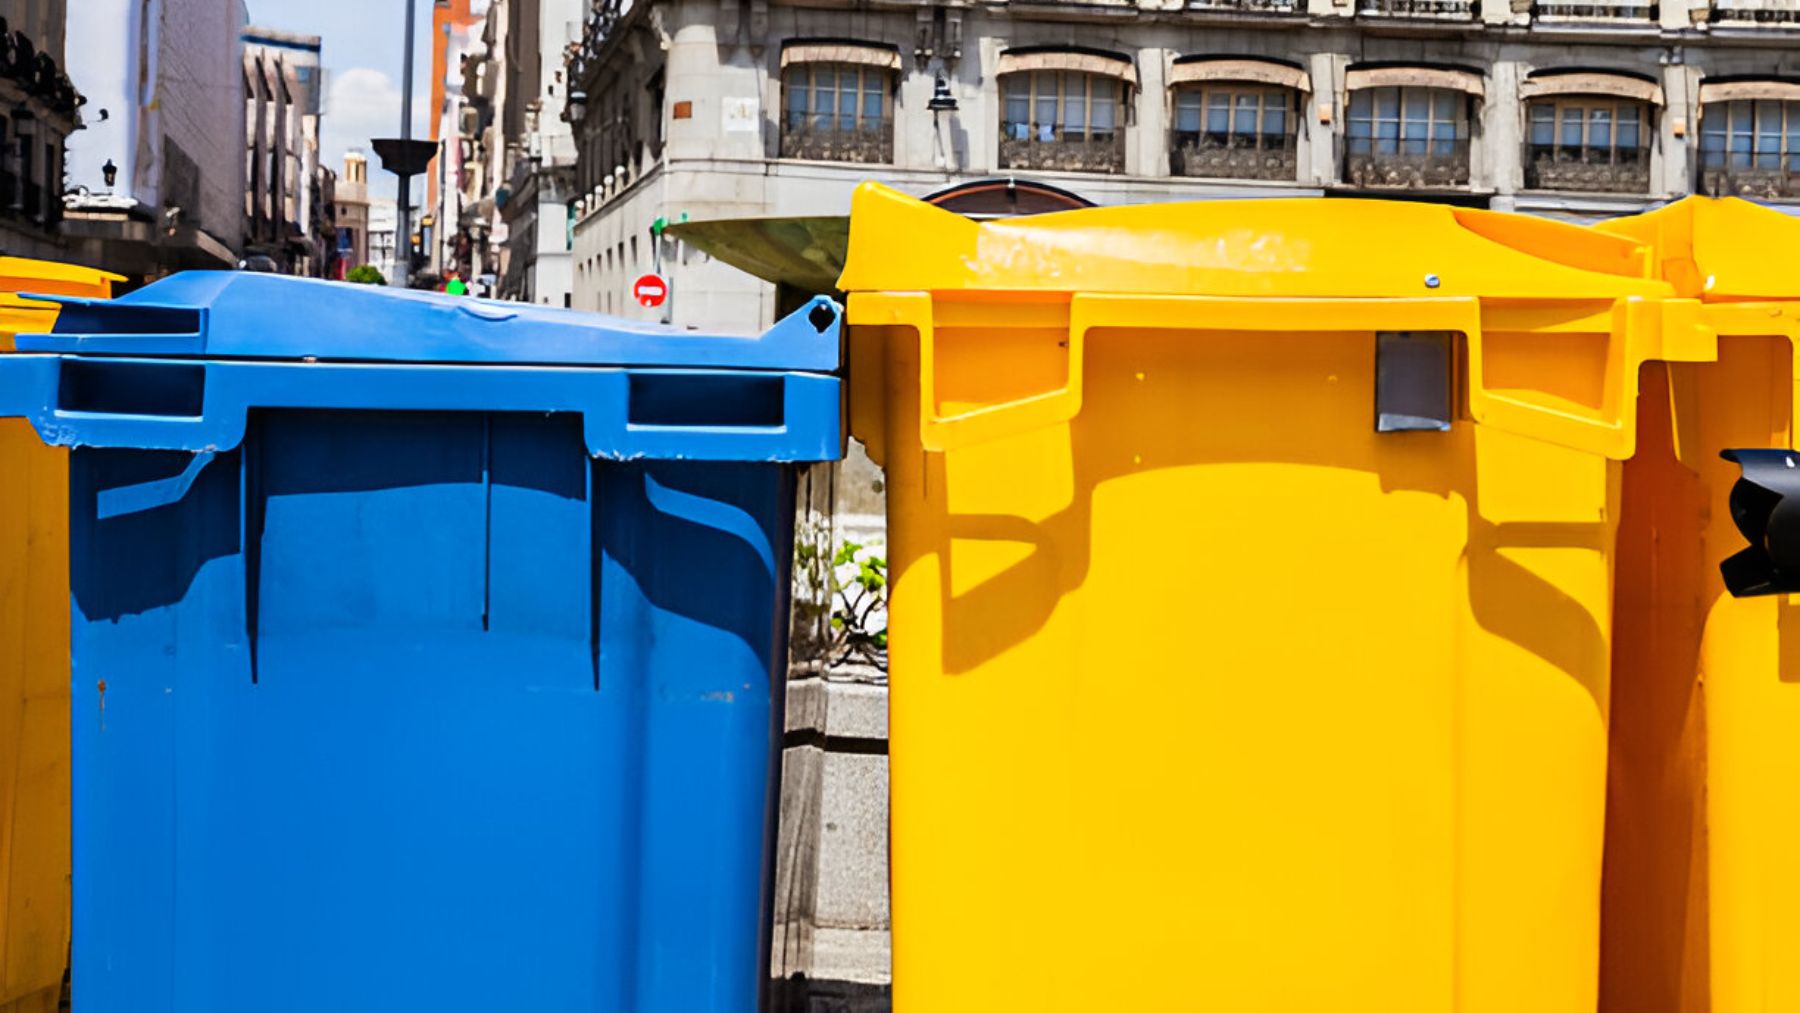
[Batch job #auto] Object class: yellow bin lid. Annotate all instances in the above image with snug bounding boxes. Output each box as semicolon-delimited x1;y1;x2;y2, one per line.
0;257;121;347
837;181;1667;301
1597;196;1800;301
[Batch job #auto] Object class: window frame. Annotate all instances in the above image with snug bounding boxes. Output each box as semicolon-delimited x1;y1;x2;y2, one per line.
1172;83;1297;151
778;62;896;164
1000;70;1127;147
1699;98;1800;174
1526;97;1649;166
1346;85;1471;159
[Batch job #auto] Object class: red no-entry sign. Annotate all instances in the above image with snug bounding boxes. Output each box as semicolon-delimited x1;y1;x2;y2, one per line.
633;273;668;308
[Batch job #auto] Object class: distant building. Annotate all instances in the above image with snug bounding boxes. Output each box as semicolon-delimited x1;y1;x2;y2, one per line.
566;0;1800;332
242;27;332;276
0;0;83;261
335;151;372;276
452;0;580;305
367;198;399;286
63;0;245;285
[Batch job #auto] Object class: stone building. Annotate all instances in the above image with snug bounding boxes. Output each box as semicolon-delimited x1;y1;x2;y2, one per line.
63;0;245;285
368;197;400;286
444;0;584;304
566;0;1800;332
243;27;333;276
0;0;82;261
335;151;372;276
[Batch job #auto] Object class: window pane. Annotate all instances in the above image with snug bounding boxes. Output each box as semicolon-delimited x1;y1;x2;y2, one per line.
1091;93;1115;132
1618;120;1639;150
1375;87;1400;121
1757;100;1782;168
1264;102;1286;138
1529;103;1554;146
787;76;808;130
1175;90;1203;132
1005;90;1030;134
1064;74;1086;133
1005;75;1027;100
1234;92;1258;137
1788;102;1800;164
837;86;856;132
1588;106;1612;151
1561;106;1583;148
1036;76;1058;141
863;87;882;129
1349;89;1371;118
1206;92;1230;135
1700;109;1726;169
1433;90;1457;121
1402;97;1428;156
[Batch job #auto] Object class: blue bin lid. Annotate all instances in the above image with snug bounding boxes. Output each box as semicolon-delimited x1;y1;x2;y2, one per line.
17;272;840;373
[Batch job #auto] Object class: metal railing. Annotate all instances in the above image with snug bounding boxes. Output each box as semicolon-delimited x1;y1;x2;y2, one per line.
1357;0;1476;17
1172;133;1299;180
779;121;895;165
1701;165;1800;199
999;135;1127;174
1187;0;1304;12
1534;0;1657;20
1346;141;1472;188
1710;0;1800;23
1525;145;1652;192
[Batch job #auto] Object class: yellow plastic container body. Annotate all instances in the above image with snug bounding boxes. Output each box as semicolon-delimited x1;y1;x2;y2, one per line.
839;184;1708;1013
1596;198;1800;1013
0;258;117;1013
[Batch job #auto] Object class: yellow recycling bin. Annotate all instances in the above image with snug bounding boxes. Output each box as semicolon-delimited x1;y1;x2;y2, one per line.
838;183;1710;1013
0;258;118;1013
1596;198;1800;1013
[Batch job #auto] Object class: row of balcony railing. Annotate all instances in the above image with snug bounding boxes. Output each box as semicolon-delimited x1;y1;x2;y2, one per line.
776;124;1800;197
1182;0;1795;22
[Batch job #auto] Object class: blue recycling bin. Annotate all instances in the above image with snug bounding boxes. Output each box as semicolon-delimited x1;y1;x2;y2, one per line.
0;273;842;1012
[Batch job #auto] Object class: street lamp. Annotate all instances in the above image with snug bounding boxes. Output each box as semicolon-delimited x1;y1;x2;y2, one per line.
927;77;958;113
101;158;116;189
928;77;959;171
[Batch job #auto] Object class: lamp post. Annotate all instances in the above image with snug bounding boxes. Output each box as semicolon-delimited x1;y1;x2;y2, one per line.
927;77;959;171
372;0;435;288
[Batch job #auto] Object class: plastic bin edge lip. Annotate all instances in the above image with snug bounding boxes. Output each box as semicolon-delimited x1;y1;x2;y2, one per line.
835;180;1672;303
15;271;842;374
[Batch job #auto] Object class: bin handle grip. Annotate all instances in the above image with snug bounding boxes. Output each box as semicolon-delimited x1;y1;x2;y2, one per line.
912;293;1083;453
870;292;1697;460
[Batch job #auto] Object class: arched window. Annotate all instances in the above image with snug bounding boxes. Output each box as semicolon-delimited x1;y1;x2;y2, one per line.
779;43;900;165
998;49;1136;174
1344;67;1482;189
1521;73;1659;194
1169;59;1307;180
1698;81;1800;199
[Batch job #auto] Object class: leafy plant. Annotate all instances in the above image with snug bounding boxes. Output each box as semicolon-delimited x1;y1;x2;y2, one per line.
830;540;888;669
346;264;387;285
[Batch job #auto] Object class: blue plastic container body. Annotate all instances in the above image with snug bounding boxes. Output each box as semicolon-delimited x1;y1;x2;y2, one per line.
0;274;843;1013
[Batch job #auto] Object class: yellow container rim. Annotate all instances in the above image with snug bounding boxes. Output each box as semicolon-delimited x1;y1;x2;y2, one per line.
837;181;1670;302
1596;195;1800;302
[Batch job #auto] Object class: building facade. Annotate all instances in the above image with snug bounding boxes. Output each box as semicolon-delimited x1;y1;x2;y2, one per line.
0;0;82;261
566;0;1800;331
243;27;334;276
368;197;400;285
336;151;372;276
64;0;246;285
452;0;582;304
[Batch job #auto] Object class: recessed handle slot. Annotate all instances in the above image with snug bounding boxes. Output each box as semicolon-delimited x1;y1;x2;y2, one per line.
58;360;206;418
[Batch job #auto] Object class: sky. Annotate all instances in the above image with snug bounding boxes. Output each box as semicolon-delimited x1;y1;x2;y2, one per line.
245;0;440;202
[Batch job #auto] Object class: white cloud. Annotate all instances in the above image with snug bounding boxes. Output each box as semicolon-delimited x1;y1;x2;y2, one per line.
321;67;430;202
